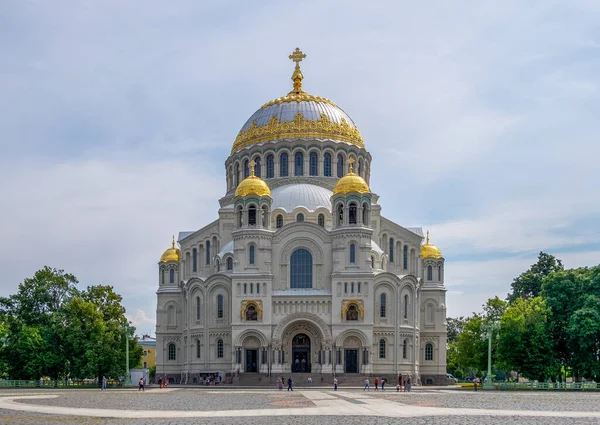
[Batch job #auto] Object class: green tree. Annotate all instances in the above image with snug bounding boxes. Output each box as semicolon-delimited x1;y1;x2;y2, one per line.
496;296;556;380
454;314;487;376
507;252;563;302
541;265;600;381
446;317;467;344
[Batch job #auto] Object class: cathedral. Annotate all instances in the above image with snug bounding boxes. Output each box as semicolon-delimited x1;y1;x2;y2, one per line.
155;49;448;385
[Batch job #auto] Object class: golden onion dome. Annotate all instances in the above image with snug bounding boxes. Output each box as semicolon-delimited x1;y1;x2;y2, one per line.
235;160;271;197
160;236;180;263
231;48;364;154
421;231;443;259
332;158;370;195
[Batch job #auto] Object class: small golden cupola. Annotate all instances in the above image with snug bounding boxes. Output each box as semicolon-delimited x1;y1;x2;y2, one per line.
421;231;443;259
160;236;181;263
333;158;370;195
235;160;271;197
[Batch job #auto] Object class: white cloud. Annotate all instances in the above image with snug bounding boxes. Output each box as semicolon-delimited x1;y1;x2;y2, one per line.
127;309;156;336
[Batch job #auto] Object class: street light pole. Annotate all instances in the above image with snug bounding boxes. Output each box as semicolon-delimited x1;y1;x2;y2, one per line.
481;321;499;389
123;322;132;387
484;328;493;389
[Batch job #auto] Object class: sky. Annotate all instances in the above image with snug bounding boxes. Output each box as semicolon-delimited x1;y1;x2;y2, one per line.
0;0;598;334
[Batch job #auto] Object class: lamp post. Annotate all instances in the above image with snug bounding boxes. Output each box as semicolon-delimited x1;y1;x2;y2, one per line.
481;321;499;389
122;322;132;387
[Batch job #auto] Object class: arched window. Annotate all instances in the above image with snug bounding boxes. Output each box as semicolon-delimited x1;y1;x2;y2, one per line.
254;156;261;177
217;339;224;358
196;296;201;320
266;154;274;178
276;214;283;228
216;259;220;272
243;159;249;178
403;339;408;359
248;205;256;226
206;240;211;265
243;283;247;294
371;256;375;268
249;245;255;265
226;257;233;271
169;269;175;284
349;244;356;264
245;305;258;321
379;339;386;359
168;343;176;360
357;282;361;293
380;293;387;318
404;294;409;319
351;282;354;293
349;203;357;224
290;248;312;289
318;214;325;227
250;283;253;294
403;245;408;269
427;265;433;281
192;248;197;272
234;163;240;186
324;152;332;176
296;213;304;222
217;294;224;319
358;158;363;176
196;339;201;358
362;202;369;225
256;283;260;294
389;238;394;262
346;304;359;321
337;154;344;177
237;206;243;227
438;265;442;280
294;152;304;176
280;153;289;176
337;204;344;226
425;343;433;361
309;152;318;175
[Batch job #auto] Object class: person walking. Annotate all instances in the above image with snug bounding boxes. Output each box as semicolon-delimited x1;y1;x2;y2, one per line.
333;376;338;391
101;376;107;391
381;377;385;391
374;377;379;391
364;377;370;391
287;376;293;391
405;375;412;392
473;377;480;392
276;377;282;390
307;376;312;388
138;377;145;392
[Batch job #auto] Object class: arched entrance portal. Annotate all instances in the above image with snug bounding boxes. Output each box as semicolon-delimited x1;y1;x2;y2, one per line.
292;333;311;372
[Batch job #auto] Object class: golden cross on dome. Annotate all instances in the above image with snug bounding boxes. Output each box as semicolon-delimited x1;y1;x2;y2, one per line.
426;230;430;244
172;235;175;248
249;159;256;177
289;47;306;66
348;157;355;173
288;48;307;93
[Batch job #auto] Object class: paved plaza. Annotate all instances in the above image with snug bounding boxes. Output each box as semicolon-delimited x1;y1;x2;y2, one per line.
1;387;600;424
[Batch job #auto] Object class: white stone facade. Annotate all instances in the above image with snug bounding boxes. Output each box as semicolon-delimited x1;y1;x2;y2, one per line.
155;69;447;385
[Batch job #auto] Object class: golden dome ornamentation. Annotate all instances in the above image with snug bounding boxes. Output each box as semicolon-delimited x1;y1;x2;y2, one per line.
230;48;364;154
235;160;271;197
160;236;181;263
421;231;443;259
332;158;370;195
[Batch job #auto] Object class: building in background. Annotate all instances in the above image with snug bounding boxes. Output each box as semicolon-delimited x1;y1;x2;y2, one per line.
138;334;156;370
155;49;447;385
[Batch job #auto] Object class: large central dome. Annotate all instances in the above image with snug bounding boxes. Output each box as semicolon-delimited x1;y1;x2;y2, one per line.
231;49;364;154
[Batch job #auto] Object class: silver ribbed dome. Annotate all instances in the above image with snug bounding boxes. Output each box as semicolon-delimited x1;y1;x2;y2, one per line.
271;183;333;213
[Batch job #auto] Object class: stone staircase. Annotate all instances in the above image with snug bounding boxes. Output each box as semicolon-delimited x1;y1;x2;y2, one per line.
232;373;384;387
